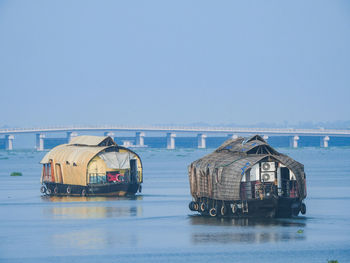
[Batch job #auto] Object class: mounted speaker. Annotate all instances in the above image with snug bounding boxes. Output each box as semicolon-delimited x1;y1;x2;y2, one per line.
261;162;275;172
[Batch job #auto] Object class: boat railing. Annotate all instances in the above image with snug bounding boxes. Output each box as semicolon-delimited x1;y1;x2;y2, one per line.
240;181;277;200
88;172;131;184
88;173;107;184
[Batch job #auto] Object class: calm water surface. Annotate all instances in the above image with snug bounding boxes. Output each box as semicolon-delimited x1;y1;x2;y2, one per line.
0;147;350;262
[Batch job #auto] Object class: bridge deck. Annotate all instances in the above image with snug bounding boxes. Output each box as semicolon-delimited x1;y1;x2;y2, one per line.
0;126;350;137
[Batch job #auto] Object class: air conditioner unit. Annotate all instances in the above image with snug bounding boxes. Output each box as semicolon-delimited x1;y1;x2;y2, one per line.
261;162;275;172
261;172;275;182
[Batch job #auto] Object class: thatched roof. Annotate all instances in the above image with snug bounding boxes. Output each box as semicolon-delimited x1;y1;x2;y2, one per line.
69;135;116;147
40;136;118;186
188;135;306;201
40;136;143;186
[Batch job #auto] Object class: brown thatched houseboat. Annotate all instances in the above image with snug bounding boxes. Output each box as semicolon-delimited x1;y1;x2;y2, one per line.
40;135;143;196
188;135;307;218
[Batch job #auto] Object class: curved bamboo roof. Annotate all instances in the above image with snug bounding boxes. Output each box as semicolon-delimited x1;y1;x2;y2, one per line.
40;144;109;165
40;136;120;186
69;135;116;147
189;135;306;201
40;136;115;165
40;136;145;186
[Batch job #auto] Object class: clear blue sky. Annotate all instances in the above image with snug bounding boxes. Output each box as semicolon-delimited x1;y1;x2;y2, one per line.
0;0;349;127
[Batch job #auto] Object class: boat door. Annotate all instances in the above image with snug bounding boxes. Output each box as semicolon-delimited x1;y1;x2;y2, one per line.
280;167;290;197
55;164;63;183
130;159;137;183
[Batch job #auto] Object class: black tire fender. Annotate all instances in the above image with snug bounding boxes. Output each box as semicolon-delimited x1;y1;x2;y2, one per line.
40;185;46;194
189;201;196;211
220;205;226;216
232;203;238;214
200;202;207;212
209;207;217;217
301;203;306;215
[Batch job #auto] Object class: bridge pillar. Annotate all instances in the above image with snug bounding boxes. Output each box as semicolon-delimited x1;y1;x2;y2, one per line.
263;135;269;142
227;134;238;140
66;131;78;143
321;136;330;148
135;132;145;147
197;134;207;149
122;140;133;147
35;133;45;151
290;135;299;148
5;135;14;151
166;133;176;149
104;132;115;138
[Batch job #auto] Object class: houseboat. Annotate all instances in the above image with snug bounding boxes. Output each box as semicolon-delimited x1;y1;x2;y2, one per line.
40;135;143;196
188;135;307;218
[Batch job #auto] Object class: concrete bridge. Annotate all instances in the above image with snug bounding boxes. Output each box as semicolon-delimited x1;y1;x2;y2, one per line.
1;125;350;151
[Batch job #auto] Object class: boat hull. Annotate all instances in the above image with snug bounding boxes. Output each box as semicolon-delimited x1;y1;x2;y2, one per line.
190;196;303;218
42;182;140;196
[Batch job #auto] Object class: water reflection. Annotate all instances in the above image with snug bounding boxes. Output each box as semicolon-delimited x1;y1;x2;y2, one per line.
44;206;142;219
52;228;138;249
190;216;306;244
192;231;305;244
41;196;143;219
190;215;306;227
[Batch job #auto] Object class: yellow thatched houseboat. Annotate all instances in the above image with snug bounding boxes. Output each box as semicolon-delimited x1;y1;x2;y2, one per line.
40;135;143;196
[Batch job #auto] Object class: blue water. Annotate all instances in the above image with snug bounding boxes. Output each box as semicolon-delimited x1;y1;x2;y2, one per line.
0;147;350;262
